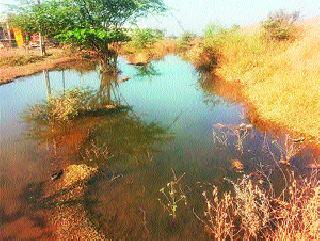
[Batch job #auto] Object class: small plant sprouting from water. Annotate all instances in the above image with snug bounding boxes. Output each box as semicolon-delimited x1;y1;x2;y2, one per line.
81;140;109;162
213;123;254;153
158;169;187;220
272;134;304;165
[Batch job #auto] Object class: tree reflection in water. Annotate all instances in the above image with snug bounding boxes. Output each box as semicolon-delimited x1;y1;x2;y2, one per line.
21;66;172;239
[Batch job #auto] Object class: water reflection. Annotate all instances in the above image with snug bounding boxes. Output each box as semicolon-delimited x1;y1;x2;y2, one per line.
1;55;318;240
198;73;222;107
135;64;160;78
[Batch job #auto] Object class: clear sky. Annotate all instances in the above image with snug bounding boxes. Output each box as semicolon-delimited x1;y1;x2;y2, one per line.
140;0;320;35
1;0;319;35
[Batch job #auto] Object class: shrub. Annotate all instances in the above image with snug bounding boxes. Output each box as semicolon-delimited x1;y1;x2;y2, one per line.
177;31;196;51
130;28;164;50
262;10;299;41
26;88;113;122
197;173;319;240
203;23;227;39
186;25;242;72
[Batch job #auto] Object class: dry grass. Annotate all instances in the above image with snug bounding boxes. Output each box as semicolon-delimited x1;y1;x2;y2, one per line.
197;173;319;240
212;19;320;145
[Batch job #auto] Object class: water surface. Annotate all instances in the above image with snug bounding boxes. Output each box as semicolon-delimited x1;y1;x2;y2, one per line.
0;55;315;240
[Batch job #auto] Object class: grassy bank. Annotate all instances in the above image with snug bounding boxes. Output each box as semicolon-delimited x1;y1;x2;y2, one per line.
186;18;320;145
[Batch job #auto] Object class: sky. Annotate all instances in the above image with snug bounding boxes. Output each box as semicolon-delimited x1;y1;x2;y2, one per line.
140;0;320;35
1;0;319;35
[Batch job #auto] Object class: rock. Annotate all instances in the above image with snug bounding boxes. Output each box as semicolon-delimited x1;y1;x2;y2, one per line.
118;76;130;83
51;169;63;181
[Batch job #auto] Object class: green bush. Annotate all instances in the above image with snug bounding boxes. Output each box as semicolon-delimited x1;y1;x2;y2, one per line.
130;28;164;50
262;10;299;41
177;31;196;51
203;23;226;39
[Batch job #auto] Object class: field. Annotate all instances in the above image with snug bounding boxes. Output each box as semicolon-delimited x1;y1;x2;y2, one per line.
186;18;320;146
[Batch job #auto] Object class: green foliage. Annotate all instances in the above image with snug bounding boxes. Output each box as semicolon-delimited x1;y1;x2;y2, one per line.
203;23;226;38
56;28;130;51
130;28;164;50
177;31;196;51
12;0;166;61
262;10;299;41
11;0;77;37
190;24;243;72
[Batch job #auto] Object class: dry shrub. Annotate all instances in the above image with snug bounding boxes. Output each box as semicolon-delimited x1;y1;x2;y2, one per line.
231;176;270;238
196;187;235;240
270;175;319;241
26;88;118;122
262;10;299;41
198;173;319;240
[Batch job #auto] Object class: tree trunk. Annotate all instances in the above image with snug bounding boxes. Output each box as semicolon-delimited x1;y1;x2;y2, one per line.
37;0;46;56
39;33;46;56
97;43;118;73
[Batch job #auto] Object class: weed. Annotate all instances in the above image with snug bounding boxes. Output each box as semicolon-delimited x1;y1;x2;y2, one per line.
26;88;120;122
213;123;254;153
197;172;319;240
262;10;299;41
158;169;187;220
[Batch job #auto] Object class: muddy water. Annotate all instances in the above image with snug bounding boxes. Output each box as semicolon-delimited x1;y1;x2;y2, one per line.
0;55;316;240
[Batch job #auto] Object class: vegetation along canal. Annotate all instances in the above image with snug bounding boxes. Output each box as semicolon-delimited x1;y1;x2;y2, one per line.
0;55;318;239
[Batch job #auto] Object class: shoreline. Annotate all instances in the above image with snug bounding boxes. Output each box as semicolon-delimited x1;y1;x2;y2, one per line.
0;49;97;85
1;48;319;148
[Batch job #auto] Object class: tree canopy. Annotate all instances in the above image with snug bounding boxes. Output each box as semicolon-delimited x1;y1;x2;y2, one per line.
12;0;166;64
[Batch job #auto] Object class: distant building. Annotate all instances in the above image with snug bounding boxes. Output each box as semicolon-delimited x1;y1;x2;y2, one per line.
0;13;44;49
0;14;18;48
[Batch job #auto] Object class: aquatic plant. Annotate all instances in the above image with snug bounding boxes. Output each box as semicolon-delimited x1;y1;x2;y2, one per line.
272;134;304;165
213;123;254;153
158;169;187;220
81;140;109;163
194;186;235;240
26;88;120;122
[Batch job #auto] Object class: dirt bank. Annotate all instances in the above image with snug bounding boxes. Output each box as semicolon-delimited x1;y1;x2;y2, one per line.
0;49;94;85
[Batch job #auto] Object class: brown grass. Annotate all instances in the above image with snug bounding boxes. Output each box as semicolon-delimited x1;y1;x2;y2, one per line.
220;20;320;145
197;173;319;240
186;18;320;146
